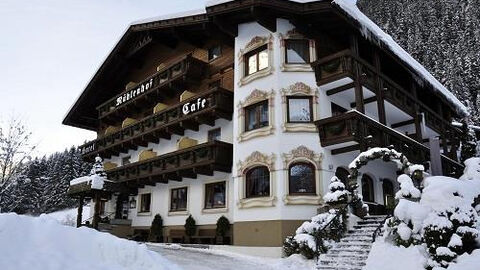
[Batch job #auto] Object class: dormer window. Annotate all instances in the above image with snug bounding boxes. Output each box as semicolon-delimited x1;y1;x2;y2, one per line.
245;45;269;76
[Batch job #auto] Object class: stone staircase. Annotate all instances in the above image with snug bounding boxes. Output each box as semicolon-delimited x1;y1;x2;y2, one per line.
317;215;387;270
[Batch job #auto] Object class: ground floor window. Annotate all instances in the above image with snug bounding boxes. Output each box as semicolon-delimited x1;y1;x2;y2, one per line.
170;187;188;212
205;181;226;209
289;162;315;194
139;193;151;213
245;166;270;198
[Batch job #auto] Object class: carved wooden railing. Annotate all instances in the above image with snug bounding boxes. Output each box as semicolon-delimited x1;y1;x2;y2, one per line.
97;54;206;120
315;110;463;176
79;87;233;159
107;141;233;184
311;50;462;157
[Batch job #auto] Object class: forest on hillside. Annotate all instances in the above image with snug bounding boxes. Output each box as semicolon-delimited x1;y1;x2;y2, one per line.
358;0;480;123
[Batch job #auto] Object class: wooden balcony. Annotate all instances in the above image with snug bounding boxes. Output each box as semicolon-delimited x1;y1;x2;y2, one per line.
106;141;233;187
97;54;206;123
80;87;233;160
311;50;456;137
315;111;463;177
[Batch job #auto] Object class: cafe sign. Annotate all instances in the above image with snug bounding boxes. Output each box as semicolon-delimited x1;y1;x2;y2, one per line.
116;78;154;107
182;98;208;115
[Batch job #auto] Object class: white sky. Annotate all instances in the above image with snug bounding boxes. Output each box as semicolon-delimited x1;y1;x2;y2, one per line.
0;0;204;157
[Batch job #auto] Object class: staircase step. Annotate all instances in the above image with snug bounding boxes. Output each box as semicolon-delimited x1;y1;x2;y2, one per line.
341;237;371;242
319;259;366;266
317;265;363;270
322;254;368;261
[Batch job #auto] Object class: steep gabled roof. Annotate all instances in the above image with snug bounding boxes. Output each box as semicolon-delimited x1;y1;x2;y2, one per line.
63;0;467;131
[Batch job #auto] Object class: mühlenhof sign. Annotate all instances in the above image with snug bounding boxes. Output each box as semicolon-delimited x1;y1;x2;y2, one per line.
116;78;154;107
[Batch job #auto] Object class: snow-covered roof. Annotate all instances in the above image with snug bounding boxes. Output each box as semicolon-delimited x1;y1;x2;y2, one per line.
69;175;106;190
131;8;206;25
332;0;468;116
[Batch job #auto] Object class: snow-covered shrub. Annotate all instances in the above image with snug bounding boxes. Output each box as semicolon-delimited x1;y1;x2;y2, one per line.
283;209;346;259
184;215;196;243
323;176;348;205
148;214;163;242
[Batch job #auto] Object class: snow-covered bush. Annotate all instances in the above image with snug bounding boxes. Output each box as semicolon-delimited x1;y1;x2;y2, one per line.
283;209;346;259
323;176;348;205
384;157;480;269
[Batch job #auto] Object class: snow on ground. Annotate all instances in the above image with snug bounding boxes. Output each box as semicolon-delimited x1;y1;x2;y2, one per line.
0;213;179;270
364;239;428;270
147;244;314;270
44;206;90;226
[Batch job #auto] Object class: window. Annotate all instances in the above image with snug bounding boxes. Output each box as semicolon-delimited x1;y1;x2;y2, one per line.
245;101;269;132
246;166;270;198
285;39;310;64
289;162;315;194
170;187;187;212
208;45;222;61
122;156;131;166
245;45;269;76
205;182;226;209
139;193;151;213
361;175;375;202
208;128;221;142
287;96;312;123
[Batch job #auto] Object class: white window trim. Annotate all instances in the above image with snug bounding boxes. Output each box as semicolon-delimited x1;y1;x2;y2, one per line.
238;35;274;86
236;151;276;208
168;185;190;216
279;29;316;72
282;146;323;205
202;179;229;214
281;82;318;133
237;89;275;142
137;192;152;216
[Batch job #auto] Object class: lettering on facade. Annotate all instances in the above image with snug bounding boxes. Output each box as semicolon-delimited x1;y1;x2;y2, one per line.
182;98;208;115
80;144;95;155
116;78;154;107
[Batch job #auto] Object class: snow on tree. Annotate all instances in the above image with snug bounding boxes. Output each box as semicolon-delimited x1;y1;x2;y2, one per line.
323;176;349;205
395;174;421;200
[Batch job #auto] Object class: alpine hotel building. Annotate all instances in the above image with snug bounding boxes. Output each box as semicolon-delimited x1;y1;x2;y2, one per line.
64;0;468;247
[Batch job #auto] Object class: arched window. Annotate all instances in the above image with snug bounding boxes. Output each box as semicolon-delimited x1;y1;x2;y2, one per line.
361;174;375;202
246;166;270;198
335;167;350;186
289;162;315;194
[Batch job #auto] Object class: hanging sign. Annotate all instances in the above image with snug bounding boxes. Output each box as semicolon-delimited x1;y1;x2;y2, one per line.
182;98;208;115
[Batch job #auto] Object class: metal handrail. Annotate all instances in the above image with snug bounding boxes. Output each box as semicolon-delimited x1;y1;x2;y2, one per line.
371;214;392;243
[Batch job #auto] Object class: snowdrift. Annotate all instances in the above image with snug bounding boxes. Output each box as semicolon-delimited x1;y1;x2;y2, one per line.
0;213;179;270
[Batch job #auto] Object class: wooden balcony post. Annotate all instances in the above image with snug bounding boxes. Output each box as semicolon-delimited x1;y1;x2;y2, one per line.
350;35;365;113
92;193;101;230
76;195;84;228
411;84;423;142
374;51;386;125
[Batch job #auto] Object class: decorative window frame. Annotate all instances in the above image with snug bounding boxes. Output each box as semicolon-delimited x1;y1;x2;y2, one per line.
282;146;323;205
238;34;274;86
137;192;152;216
202;179;229;214
281;82;318;133
237;89;275;142
168;185;190;216
279;29;316;72
236;151;276;208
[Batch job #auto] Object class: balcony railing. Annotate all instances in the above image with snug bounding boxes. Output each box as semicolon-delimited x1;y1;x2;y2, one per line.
106;141;233;185
315;111;463;177
97;54;206;122
79;87;233;159
311;50;458;138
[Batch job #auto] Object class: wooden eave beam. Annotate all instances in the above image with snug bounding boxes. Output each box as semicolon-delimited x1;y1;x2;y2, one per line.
326;82;355;96
391;119;415;129
350;96;377;108
250;6;276;33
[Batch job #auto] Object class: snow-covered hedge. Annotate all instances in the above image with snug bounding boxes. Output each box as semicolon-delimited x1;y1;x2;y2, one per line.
283;209;346;259
384;157;480;269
